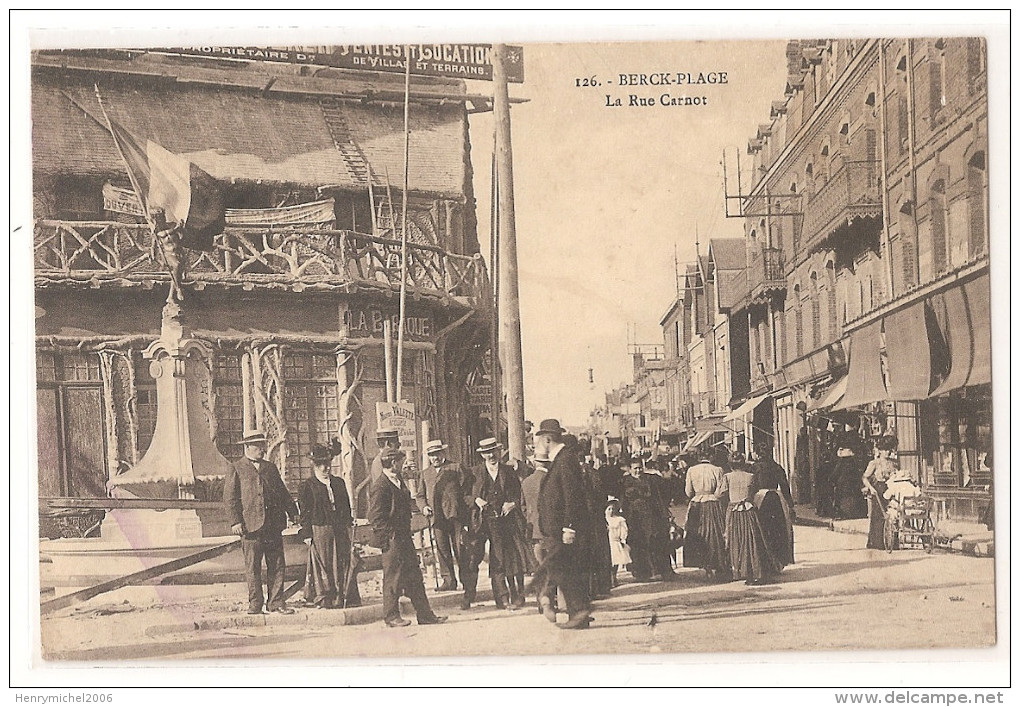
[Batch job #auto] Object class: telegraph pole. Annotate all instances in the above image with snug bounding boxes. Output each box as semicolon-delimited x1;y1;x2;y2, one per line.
492;44;526;464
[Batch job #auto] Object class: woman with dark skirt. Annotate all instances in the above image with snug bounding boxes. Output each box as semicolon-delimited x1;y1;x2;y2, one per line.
298;443;362;608
832;441;868;520
750;441;795;567
862;435;898;550
683;446;731;581
722;453;780;585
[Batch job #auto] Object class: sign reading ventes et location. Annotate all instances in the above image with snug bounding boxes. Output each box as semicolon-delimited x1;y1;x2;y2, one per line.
156;45;525;82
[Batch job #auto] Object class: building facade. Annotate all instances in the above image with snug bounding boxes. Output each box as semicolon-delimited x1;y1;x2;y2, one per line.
732;38;990;518
33;50;494;520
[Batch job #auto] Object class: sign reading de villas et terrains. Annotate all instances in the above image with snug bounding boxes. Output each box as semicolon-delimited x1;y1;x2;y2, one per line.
153;44;525;83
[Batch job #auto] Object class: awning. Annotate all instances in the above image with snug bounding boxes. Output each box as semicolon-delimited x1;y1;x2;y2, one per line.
807;375;848;411
681;429;715;453
834;321;887;410
930;275;992;395
723;393;770;422
884;300;933;400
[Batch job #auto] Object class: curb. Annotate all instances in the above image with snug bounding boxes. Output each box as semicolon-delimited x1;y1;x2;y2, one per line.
150;586;492;635
828;521;994;558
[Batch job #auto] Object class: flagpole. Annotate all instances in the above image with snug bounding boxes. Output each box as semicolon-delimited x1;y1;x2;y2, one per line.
395;46;412;403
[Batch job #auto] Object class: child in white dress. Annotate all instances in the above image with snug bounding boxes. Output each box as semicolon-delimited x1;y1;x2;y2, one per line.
606;498;632;586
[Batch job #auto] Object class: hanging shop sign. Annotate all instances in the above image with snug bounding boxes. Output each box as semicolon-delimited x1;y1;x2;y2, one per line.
151;45;525;83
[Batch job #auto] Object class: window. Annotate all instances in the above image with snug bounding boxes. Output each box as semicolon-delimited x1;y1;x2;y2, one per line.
810;272;821;349
214;353;245;460
967;151;988;258
35;351;109;498
134;355;158;457
966;38;986;96
928;40;947;123
895;53;909;155
793;284;804;359
282;352;339;484
825;262;839;340
929;178;949;274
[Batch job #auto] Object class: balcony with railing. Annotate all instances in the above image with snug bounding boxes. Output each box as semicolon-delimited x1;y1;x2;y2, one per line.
802;160;882;252
747;246;786;303
33;220;489;306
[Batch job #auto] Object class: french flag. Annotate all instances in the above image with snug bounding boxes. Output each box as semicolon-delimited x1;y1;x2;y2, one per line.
101;102;225;251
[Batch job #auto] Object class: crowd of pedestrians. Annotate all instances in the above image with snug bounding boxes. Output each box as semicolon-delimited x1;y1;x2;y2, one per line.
223;421;797;629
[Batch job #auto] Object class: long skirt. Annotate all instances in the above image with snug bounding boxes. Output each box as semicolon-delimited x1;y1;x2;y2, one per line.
726;504;780;581
866;483;889;550
683;500;730;573
304;524;362;608
754;490;795;566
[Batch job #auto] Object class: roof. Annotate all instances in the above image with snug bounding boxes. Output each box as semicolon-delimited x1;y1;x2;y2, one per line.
708;238;746;271
717;270;748;312
32;70;467;196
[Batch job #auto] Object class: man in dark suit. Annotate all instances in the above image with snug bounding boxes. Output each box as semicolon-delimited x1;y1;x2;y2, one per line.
534;419;592;629
369;447;447;628
415;439;472;592
223;431;298;615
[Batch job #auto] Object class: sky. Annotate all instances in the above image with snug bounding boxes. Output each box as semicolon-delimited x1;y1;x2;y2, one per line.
465;41;788;426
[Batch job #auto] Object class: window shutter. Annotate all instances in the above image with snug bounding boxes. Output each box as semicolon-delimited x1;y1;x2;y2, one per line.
901;234;918;288
966;38;984;95
930;191;948;273
968;167;987;257
928;52;943;120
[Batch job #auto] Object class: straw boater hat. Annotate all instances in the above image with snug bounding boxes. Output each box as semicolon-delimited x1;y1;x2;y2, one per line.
377;427;400;441
476;437;503;454
241;431;268;446
425;440;448;455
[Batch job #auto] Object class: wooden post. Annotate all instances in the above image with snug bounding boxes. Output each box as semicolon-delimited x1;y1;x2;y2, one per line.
396;46;412;403
383;319;395;403
492;44;526;464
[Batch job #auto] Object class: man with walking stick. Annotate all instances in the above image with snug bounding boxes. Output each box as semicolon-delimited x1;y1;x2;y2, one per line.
416;440;473;593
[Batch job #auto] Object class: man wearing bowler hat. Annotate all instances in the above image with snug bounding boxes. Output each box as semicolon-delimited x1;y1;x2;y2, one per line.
415;439;472;592
369;446;447;628
224;431;299;615
533;419;592;629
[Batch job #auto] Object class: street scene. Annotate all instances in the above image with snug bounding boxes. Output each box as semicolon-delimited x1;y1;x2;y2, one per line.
18;18;1006;688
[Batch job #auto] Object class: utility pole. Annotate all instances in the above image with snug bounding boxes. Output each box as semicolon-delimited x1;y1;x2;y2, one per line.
492;44;526;464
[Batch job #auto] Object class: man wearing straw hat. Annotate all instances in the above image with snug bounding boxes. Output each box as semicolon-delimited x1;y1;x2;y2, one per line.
223;431;298;615
463;437;533;611
415;439;472;592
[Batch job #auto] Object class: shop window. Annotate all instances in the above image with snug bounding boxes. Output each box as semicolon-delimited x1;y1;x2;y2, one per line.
283;351;340;484
35;351;108;498
918;388;992;489
213;353;245;460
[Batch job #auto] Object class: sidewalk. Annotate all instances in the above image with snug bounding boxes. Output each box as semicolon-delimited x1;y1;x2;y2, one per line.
793;503;995;558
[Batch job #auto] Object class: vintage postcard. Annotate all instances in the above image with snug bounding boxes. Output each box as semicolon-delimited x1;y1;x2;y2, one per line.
10;10;1010;693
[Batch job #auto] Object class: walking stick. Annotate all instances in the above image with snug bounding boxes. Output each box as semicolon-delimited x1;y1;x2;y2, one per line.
341;529;357;609
425;515;441;590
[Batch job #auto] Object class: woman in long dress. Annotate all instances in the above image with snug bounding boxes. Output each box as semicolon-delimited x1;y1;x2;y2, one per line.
862;435;899;550
298;443;361;608
722;453;780;585
683;447;731;581
832;442;868;520
750;441;795;567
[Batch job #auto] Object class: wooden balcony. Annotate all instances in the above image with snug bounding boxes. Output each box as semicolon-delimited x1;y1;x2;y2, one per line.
33;220;489;306
802;161;882;251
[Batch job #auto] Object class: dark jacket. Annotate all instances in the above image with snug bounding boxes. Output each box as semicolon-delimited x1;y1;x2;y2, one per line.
521;469;549;541
538;445;588;544
415;461;469;528
223;456;296;535
467;462;524;533
297;475;354;541
368;471;414;550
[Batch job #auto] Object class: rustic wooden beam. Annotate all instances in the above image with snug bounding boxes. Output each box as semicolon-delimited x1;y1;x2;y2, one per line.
39;539;241;615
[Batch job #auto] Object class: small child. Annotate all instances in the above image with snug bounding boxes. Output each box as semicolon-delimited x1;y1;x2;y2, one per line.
884;469;921;509
605;498;632;586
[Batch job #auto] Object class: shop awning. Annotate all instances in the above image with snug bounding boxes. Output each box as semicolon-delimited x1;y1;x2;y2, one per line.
834;321;887;410
681;429;715;453
884;300;933;400
723;393;770;422
930;275;992;395
808;375;848;411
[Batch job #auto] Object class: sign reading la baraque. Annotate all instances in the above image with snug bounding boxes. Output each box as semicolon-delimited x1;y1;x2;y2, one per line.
156;45;525;82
